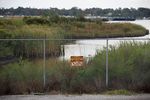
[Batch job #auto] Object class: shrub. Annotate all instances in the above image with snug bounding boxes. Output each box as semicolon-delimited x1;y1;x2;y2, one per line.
103;89;135;95
93;42;150;92
0;30;12;38
72;22;85;28
1;41;150;94
23;17;50;25
0;19;13;26
0;60;43;95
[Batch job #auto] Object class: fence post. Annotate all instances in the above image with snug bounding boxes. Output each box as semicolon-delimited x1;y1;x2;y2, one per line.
43;39;46;89
106;39;109;87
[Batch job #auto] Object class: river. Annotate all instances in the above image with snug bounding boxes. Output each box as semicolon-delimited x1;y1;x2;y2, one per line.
61;20;150;60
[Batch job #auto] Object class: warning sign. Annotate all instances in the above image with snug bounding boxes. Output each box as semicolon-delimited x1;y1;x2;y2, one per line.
70;56;84;67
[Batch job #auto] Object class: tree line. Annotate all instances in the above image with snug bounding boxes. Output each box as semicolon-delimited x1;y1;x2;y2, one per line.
0;7;150;19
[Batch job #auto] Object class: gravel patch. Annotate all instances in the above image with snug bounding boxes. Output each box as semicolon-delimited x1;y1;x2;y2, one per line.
0;94;150;100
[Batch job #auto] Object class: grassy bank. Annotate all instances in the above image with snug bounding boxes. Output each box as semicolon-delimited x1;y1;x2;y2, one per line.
0;17;148;39
64;22;148;38
0;17;148;58
0;42;150;94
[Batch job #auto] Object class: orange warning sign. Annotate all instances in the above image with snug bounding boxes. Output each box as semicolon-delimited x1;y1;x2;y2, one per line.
70;56;84;67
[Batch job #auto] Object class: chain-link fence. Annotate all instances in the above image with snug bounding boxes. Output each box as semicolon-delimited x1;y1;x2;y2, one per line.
0;38;150;94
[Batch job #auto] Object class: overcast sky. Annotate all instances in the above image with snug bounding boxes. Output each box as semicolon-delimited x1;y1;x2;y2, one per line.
0;0;150;9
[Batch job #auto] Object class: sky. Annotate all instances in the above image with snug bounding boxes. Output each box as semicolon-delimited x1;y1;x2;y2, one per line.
0;0;150;9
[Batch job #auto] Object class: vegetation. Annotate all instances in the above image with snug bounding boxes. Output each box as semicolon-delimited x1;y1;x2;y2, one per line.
0;18;64;57
0;59;43;94
0;17;148;58
0;16;148;58
64;22;148;38
103;89;135;95
0;7;150;19
0;15;149;94
92;41;150;92
0;17;147;39
0;42;150;94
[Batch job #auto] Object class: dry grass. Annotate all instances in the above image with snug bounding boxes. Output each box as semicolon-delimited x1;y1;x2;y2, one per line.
66;22;147;38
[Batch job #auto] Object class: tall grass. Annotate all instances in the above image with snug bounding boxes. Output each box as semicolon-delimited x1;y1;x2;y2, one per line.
92;41;150;92
0;17;148;57
65;22;147;38
0;17;147;39
0;59;43;94
1;41;150;94
0;18;150;94
0;18;66;58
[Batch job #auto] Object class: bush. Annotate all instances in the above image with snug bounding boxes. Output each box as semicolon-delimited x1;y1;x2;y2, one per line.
103;89;135;95
92;42;150;92
0;19;13;26
76;15;86;22
0;60;43;95
0;30;12;38
23;17;50;25
1;41;150;94
72;22;85;28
